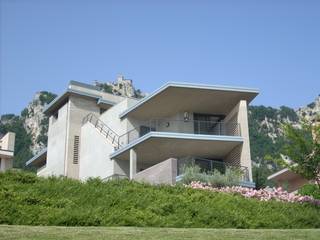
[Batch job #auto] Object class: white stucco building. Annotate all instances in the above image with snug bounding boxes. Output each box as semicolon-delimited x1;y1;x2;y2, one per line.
27;79;259;186
0;132;15;171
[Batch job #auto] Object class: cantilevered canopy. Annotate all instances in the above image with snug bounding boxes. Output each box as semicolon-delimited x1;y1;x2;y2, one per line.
110;132;243;165
267;168;302;182
26;148;47;167
119;82;259;120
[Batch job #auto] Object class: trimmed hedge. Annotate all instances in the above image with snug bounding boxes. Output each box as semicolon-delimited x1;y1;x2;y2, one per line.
0;171;320;228
299;184;320;200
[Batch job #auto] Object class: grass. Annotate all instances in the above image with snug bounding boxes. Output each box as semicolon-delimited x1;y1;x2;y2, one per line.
1;225;320;240
1;171;320;228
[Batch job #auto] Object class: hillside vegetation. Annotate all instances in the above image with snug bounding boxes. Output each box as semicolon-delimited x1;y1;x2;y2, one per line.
1;171;319;229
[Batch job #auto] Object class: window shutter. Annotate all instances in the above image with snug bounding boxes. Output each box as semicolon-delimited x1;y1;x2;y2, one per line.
73;136;80;164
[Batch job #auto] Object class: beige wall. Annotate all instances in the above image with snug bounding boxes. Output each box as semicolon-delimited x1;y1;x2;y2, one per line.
65;95;100;179
0;158;13;171
79;123;115;180
46;102;69;176
224;100;252;181
134;158;177;185
0;132;15;172
0;132;15;152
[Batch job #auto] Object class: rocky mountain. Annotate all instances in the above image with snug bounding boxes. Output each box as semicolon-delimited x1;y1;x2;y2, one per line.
20;91;57;154
249;95;320;163
296;95;320;122
94;75;145;99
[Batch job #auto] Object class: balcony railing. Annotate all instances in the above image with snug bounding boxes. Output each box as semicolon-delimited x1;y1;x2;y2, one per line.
177;157;250;182
118;119;241;148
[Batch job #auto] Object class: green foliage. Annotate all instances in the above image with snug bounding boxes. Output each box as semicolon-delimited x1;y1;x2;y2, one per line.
279;106;299;122
0;116;33;169
96;83;113;94
307;102;316;109
248;106;288;162
181;165;242;188
282;122;320;187
0;171;319;228
20;108;29;118
0;114;15;121
38;91;57;105
252;165;275;190
134;89;144;99
299;184;320;200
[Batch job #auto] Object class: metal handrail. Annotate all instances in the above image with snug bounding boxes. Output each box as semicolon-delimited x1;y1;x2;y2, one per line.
82;113;122;149
118;118;241;148
177;157;250;182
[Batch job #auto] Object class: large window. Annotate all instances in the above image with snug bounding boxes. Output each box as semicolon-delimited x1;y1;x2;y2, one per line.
193;113;224;135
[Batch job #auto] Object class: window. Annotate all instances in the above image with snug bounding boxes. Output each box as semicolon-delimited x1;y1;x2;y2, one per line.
73;136;80;164
193;113;224;135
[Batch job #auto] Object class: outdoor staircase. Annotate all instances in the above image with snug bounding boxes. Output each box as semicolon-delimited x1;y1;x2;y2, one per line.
82;113;121;150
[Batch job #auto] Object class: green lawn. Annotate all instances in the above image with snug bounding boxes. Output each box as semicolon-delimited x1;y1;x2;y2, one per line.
0;225;320;240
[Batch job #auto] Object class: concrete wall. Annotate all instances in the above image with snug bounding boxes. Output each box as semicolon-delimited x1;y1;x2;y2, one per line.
99;98;136;136
113;159;130;177
0;158;13;171
79;123;115;180
224;100;252;181
46;102;69;176
0;132;15;172
133;158;177;185
65;95;100;179
0;132;15;151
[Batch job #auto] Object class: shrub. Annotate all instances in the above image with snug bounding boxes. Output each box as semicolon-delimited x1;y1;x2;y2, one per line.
299;184;320;200
0;171;320;228
181;165;242;187
189;181;320;206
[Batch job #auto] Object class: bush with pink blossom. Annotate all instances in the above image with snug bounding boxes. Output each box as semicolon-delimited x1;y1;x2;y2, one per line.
187;181;320;206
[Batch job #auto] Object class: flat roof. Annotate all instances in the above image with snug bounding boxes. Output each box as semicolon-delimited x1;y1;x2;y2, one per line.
119;82;259;119
43;86;117;115
26;148;47;167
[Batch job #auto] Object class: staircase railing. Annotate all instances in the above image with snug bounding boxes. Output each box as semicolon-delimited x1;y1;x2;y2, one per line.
82;113;121;149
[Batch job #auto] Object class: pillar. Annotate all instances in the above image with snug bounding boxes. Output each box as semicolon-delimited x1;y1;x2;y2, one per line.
129;148;137;179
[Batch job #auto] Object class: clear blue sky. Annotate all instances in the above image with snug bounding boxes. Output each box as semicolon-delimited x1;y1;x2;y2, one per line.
1;0;319;115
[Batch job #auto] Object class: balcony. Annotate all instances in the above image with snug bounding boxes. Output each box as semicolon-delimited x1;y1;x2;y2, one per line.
118;119;241;148
176;157;250;182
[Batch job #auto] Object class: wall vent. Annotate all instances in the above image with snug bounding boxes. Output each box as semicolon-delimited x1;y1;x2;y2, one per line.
73;136;80;164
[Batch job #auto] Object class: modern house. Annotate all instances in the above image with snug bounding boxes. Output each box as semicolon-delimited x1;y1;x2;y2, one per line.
26;77;259;186
0;132;15;172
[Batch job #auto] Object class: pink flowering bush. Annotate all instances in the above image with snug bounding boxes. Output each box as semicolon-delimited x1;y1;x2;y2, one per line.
187;181;320;206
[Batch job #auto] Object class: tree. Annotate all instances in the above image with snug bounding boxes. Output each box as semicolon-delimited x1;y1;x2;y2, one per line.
281;119;320;189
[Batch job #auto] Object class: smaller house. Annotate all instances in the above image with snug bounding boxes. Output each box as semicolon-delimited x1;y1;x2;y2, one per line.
0;132;15;172
268;168;309;192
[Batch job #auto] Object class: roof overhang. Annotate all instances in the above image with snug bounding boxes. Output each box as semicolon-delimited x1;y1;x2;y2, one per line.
43;89;116;115
0;149;14;158
267;168;304;182
119;82;259;120
26;148;47;167
110;132;243;165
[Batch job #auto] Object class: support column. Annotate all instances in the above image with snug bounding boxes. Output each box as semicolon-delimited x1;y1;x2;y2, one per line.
129;148;137;180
